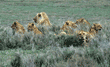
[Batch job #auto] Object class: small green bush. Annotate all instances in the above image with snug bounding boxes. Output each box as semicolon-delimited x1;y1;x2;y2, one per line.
55;34;84;47
11;54;22;67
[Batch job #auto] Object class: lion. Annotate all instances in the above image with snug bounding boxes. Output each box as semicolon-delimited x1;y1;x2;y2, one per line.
27;23;42;35
61;20;77;34
75;18;90;26
89;23;102;36
11;21;25;35
76;30;90;45
33;12;52;26
76;23;102;46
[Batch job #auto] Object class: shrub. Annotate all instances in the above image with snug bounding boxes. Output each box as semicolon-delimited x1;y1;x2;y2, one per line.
55;34;84;47
11;54;22;67
85;47;104;64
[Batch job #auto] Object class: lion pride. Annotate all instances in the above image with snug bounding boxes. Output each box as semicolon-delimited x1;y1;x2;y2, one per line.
61;20;77;34
27;23;42;35
33;12;52;26
76;23;102;46
11;21;25;35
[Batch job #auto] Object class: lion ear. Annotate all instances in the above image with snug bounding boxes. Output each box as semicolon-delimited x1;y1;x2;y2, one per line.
93;23;96;26
32;23;34;26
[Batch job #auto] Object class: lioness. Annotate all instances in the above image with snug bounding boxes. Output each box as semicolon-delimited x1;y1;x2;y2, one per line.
27;23;42;35
33;12;52;26
61;20;77;34
89;23;102;36
75;18;90;26
11;21;25;35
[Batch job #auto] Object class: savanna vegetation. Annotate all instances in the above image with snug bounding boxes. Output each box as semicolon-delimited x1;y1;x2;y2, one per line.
0;0;110;67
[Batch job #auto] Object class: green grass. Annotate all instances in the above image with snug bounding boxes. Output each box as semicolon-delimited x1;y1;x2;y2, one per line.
0;0;110;25
0;0;110;67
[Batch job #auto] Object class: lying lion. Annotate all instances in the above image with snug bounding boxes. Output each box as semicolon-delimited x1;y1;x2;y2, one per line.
61;20;77;34
27;23;42;35
75;18;90;26
33;12;52;26
11;21;25;35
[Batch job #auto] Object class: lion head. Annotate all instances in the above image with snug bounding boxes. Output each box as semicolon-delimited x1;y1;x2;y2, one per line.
75;18;84;24
77;30;91;44
11;21;19;29
27;23;36;32
11;21;25;34
61;20;77;34
27;23;42;35
33;13;42;23
93;23;102;31
89;23;102;33
75;18;90;26
65;20;77;28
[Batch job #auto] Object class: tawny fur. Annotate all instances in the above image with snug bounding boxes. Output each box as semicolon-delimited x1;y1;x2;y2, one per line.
76;23;102;46
11;21;25;34
54;31;67;36
89;23;102;36
75;18;90;26
33;12;52;26
27;23;42;35
61;20;77;33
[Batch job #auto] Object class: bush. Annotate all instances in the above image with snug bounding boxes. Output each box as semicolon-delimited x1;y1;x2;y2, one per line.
11;54;22;67
55;54;98;67
68;54;98;67
85;47;104;65
55;34;84;47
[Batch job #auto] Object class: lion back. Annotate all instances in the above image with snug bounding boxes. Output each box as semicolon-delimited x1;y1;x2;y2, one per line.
41;12;49;20
34;27;42;35
41;12;51;25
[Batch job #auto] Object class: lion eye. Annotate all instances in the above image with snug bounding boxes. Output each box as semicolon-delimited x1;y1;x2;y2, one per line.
79;34;81;35
66;22;69;25
38;14;41;17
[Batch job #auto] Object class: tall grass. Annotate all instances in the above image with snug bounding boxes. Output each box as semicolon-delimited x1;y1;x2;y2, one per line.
0;21;110;67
